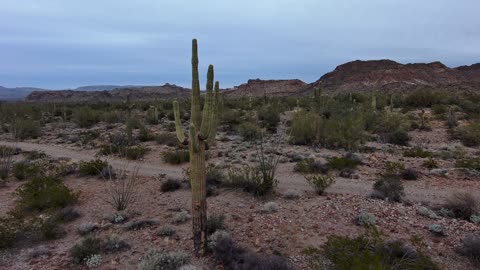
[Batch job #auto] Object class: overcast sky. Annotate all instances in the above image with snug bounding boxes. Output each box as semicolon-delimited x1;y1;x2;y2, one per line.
1;0;479;89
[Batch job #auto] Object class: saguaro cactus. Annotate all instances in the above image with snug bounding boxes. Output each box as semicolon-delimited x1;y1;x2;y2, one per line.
173;39;219;256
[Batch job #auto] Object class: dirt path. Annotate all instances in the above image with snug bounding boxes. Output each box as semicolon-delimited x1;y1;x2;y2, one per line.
1;141;474;204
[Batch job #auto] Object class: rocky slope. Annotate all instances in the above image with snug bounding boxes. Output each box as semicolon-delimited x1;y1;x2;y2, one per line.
305;60;480;94
25;84;190;102
222;79;307;97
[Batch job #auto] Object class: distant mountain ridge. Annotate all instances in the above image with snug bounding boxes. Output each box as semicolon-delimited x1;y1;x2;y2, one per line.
2;59;480;102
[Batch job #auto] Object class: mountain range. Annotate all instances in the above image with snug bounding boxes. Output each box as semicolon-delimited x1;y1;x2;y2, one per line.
1;60;479;102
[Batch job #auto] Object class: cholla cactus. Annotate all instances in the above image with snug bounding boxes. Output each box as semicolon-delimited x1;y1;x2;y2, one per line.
173;39;219;256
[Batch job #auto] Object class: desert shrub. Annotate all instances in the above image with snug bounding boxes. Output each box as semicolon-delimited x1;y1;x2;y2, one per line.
109;132;130;147
161;179;182;192
70;236;102;264
402;168;419;180
237;122;262;141
212;235;292;270
207;213;226;235
55;206;81;222
314;234;439;270
79;159;109;176
77;222;99;236
0;217;21;249
224;165;274;197
173;211;191;224
37;215;66;240
138;249;189;270
422;157;438;169
163;149;189;164
384;129;410;146
156;133;178;147
304;174;335;195
13;161;42;180
261;201;279;213
452;122;480;147
294;158;328;174
404;89;445;108
327;155;362;170
138;126;154;142
0;146;15;181
16;176;78;212
403;147;432;158
458;234;480;266
125;219;159;231
258;105;280;132
289;110;321;145
14;119;41;139
443;192;479;220
124;146;148;160
321;113;367;150
183;164;224;188
157;225;176;237
284;190;300;200
74;107;101;128
84;254;102;268
103;168;141;211
383;161;405;177
456;157;480;171
373;176;404;202
356;212;377;227
102;234;130;253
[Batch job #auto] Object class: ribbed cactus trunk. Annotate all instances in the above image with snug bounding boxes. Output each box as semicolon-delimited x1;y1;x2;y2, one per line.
173;39;219;256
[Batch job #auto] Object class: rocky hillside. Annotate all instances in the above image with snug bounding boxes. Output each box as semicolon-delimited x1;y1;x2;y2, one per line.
25;84;190;102
222;79;307;97
305;60;480;94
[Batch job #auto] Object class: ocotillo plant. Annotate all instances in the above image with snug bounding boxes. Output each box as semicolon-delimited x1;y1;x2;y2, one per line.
173;39;219;256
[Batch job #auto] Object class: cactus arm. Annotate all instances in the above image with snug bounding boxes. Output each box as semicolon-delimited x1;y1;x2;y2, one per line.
191;39;202;128
200;65;214;139
206;81;220;142
189;124;199;152
173;101;187;144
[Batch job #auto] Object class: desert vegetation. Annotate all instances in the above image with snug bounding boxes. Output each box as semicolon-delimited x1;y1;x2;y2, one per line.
0;42;479;270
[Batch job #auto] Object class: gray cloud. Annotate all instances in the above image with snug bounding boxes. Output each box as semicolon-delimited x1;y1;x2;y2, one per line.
0;0;479;89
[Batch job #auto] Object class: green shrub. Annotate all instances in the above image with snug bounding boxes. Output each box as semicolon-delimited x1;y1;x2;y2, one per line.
294;159;328;174
0;217;21;249
289;110;320;145
224;164;278;197
207;213;226;235
384;129;410;146
124;146;148;160
70;236;102;264
304;174;335;195
13;161;42;180
404;89;446;108
310;233;440;270
458;234;480;266
162;149;189;164
14;119;41;139
383;161;405;177
161;179;181;192
327;155;362;170
403;147;432;158
138;249;189;270
155;133;178;147
443;192;479;220
452;122;480;147
237;122;262;141
373;176;404;202
138;126;154;142
79;159;109;176
16;176;78;212
74;107;101;128
258;105;280;132
355;212;377;227
422;157;438;169
456;158;480;171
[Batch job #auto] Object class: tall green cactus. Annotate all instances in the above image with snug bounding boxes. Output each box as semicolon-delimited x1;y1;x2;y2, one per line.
173;39;219;256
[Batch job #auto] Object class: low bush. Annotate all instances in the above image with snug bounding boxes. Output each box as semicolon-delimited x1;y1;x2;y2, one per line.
207;213;226;235
402;168;419;180
14;119;41;140
288;110;321;145
163;149;190;164
138;249;189;270
13;161;42;180
102;234;130;253
384;128;410;146
78;159;109;176
372;176;405;202
224;165;278;197
138;126;154;142
383;161;405;177
355;212;377;227
443;192;479;220
0;217;22;249
293;159;328;174
157;225;176;237
456;158;480;171
261;201;279;213
237;122;262;141
327;155;362;170
173;211;191;224
452;122;480;147
161;179;182;192
16;176;78;212
310;233;439;270
124;146;148;160
422;157;438;169
125;219;159;231
304;174;335;195
155;133;178;147
403;147;432;158
70;236;102;264
458;234;480;266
